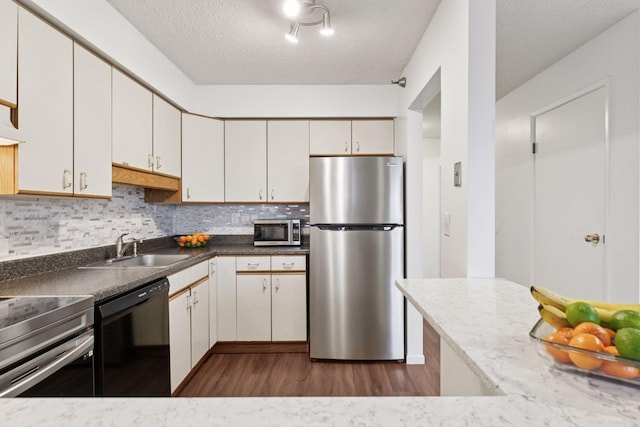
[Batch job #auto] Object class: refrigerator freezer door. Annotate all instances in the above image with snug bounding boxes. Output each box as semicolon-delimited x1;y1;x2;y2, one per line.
310;226;405;360
310;156;404;225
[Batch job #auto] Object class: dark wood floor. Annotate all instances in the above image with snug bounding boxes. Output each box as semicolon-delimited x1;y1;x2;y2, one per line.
177;319;440;397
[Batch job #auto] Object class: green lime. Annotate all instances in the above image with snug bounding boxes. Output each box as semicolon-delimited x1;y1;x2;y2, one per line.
565;301;600;327
609;310;640;331
614;328;640;361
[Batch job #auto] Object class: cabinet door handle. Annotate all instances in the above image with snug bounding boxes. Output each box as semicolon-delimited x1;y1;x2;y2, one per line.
193;290;199;305
186;295;193;310
210;261;215;275
271;189;274;200
156;156;162;170
263;278;267;292
247;262;260;270
79;172;88;190
356;141;360;152
147;154;153;168
259;189;263;200
344;141;349;152
186;188;191;199
275;278;280;292
63;169;72;189
282;262;295;270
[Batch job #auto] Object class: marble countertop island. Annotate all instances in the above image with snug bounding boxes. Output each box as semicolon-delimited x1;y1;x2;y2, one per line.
2;278;639;426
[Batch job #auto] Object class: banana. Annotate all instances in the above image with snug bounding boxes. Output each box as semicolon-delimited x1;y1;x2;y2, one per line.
532;285;624;327
538;306;571;329
532;285;640;313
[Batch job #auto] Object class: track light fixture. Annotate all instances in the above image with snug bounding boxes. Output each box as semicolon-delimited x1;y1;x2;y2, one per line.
282;0;334;43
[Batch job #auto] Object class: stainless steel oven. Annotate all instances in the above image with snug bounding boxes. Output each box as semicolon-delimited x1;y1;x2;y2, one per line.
254;219;302;246
0;295;94;397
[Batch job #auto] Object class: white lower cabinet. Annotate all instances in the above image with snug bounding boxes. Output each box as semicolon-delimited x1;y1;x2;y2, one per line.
168;261;210;393
216;256;238;341
237;274;271;341
271;273;307;341
208;258;218;348
219;255;307;342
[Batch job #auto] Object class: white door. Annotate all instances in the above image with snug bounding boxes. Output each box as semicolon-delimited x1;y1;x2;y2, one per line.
216;256;237;341
267;120;310;202
18;9;73;194
182;114;224;202
112;69;152;171
208;259;218;348
271;274;307;341
236;274;271;341
169;291;191;392
533;86;607;300
224;120;267;202
309;120;351;155
190;280;209;367
0;0;17;107
352;120;395;155
73;43;112;197
152;95;181;177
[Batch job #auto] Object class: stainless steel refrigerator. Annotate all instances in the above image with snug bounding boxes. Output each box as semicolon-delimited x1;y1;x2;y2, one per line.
309;156;405;360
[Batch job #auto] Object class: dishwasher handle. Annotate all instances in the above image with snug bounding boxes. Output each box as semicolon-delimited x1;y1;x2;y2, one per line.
0;331;94;398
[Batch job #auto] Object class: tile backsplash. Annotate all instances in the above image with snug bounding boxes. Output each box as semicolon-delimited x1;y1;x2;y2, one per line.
0;184;309;261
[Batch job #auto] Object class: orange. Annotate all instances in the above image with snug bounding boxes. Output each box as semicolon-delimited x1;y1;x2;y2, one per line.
179;236;186;243
568;333;604;370
543;331;572;363
604;328;616;340
573;322;611;346
204;234;210;241
198;235;204;242
178;241;184;247
600;346;640;379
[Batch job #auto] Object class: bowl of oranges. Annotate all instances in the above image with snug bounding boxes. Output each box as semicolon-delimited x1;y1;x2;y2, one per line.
176;232;211;248
530;318;640;387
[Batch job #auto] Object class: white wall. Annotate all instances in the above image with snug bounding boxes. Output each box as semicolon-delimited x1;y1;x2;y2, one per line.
423;138;441;277
191;85;398;118
496;11;640;303
398;0;496;280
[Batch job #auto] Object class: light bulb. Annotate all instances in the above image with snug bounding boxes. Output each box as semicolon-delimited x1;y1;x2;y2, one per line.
285;23;299;43
283;0;300;17
320;12;334;36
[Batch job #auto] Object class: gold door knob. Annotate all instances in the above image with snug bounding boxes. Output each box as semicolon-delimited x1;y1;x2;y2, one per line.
584;233;600;244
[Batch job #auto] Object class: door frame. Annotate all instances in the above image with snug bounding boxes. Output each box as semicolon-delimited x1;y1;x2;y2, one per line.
529;78;611;299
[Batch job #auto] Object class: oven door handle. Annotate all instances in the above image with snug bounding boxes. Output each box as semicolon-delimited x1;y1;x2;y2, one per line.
0;332;94;398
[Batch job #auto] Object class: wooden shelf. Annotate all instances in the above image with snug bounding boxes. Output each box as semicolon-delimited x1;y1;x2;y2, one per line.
0;144;18;194
112;164;182;203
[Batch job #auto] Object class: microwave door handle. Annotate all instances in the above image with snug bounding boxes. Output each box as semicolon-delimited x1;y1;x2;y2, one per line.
0;334;94;398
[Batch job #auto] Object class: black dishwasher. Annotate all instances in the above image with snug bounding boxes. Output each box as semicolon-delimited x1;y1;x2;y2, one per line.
95;277;170;397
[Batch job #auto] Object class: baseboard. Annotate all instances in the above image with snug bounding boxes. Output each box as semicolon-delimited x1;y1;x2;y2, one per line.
405;354;426;365
211;341;309;354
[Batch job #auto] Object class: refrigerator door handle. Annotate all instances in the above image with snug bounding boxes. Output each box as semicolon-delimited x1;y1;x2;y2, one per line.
313;225;401;231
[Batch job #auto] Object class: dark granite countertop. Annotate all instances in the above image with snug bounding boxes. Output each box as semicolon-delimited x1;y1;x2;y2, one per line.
0;237;309;302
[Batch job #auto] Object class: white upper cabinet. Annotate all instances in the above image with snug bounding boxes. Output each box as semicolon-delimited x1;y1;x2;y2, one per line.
17;9;73;194
310;119;395;156
267;120;310;202
152;94;181;177
112;68;153;171
224;120;267;202
182;113;224;202
0;0;17;107
73;43;112;197
351;120;395;155
309;120;351;155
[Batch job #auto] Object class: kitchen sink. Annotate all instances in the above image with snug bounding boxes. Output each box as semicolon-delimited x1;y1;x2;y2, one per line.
79;254;192;269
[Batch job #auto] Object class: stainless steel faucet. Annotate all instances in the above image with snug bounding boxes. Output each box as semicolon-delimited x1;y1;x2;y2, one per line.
115;233;144;258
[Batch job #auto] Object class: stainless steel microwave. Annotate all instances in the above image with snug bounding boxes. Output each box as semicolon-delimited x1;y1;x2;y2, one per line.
254;219;301;246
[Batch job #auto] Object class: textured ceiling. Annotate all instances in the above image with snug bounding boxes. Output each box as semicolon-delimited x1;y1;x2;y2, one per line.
106;0;440;85
106;0;640;95
496;0;639;98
